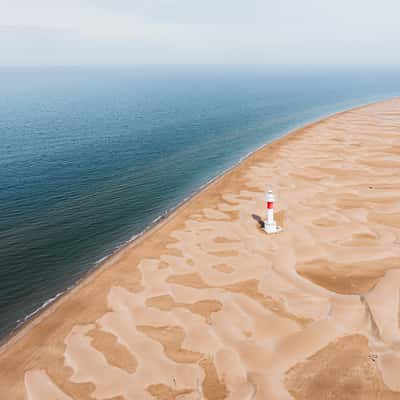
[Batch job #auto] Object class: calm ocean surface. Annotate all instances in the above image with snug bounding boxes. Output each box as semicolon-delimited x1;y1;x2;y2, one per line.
1;66;400;339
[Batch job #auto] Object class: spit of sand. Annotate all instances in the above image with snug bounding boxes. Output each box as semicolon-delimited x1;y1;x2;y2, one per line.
1;98;400;400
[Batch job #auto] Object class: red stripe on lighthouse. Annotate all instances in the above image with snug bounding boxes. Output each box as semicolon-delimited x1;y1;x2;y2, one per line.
267;201;274;209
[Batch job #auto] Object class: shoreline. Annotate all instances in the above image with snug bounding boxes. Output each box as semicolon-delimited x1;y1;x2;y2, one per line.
2;96;400;399
0;96;394;353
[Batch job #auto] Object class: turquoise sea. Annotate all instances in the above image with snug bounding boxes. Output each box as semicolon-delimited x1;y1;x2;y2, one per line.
1;65;399;340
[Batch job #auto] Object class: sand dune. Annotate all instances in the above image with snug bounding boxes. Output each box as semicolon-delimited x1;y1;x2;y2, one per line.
1;99;400;399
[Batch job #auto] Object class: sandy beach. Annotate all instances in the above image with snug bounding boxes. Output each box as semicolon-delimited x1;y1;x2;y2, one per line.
1;98;400;399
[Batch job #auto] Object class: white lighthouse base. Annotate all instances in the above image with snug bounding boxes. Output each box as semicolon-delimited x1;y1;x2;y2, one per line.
264;221;282;234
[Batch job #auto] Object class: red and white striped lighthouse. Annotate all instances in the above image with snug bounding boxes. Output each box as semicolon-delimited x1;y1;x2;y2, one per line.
264;190;282;234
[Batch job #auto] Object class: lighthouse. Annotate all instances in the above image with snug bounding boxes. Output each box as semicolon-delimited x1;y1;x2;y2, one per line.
264;190;282;234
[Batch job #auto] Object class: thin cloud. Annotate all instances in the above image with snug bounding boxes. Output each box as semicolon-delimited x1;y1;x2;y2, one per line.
0;0;399;65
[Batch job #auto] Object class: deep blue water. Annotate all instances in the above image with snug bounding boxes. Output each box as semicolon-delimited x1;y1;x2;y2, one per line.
0;65;399;339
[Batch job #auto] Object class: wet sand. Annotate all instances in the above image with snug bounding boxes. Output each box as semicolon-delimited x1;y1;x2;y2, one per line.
1;98;400;399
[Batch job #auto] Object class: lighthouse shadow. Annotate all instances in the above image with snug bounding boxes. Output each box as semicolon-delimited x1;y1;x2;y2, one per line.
251;214;265;228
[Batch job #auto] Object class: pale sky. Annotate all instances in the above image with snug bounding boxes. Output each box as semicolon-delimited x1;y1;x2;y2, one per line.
1;0;399;66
